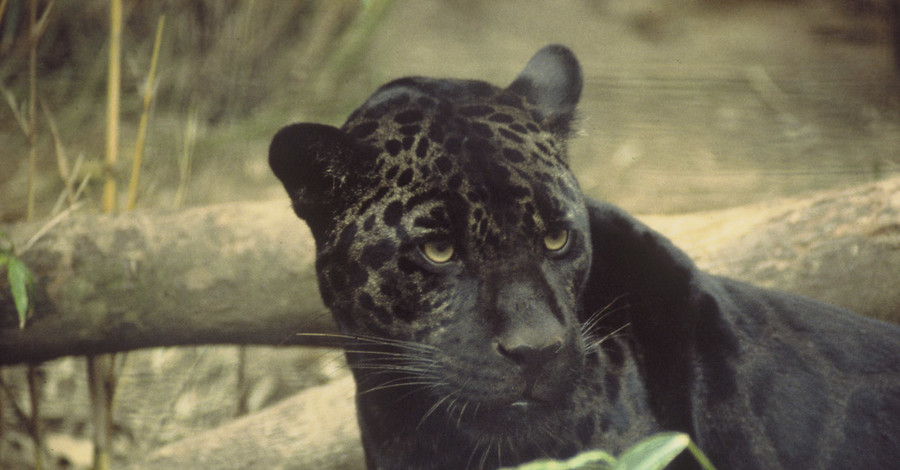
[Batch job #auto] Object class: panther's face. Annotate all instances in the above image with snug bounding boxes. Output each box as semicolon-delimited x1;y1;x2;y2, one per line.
271;46;596;442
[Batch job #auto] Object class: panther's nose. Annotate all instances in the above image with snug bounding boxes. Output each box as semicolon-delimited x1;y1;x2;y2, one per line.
492;276;567;371
496;329;565;371
497;339;564;370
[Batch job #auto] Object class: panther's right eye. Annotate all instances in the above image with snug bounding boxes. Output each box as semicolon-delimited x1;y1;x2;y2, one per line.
421;240;455;264
543;229;570;252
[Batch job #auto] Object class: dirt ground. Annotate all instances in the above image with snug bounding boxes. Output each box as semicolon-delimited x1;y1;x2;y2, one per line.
1;0;898;468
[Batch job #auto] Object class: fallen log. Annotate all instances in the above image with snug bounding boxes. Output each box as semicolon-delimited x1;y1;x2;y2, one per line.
644;176;900;323
2;177;899;366
128;376;364;470
127;179;900;470
0;201;335;365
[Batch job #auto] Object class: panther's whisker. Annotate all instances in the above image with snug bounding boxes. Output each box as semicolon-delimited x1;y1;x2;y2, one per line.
478;437;495;470
531;423;556;457
580;294;630;335
418;392;456;429
505;435;519;462
456;399;469;428
581;305;629;336
395;380;446;403
357;380;446;396
584;322;631;354
295;332;441;354
466;436;486;470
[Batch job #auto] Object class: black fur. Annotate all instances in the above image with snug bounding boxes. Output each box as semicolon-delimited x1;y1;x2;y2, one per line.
270;44;900;469
583;202;900;469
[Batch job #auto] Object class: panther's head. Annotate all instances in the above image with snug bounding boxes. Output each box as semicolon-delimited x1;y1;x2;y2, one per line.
270;45;596;438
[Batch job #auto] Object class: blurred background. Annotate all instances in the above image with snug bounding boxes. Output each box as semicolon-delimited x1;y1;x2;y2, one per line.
1;0;898;468
2;0;898;220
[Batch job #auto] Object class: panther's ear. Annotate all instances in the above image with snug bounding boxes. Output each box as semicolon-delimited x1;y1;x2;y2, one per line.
269;123;366;236
506;44;583;135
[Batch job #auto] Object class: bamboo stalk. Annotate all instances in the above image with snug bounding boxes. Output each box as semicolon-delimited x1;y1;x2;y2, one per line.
126;15;165;211
27;365;42;470
25;1;42;467
0;371;3;469
26;0;37;221
87;356;112;470
0;0;9;25
91;3;123;469
102;0;122;214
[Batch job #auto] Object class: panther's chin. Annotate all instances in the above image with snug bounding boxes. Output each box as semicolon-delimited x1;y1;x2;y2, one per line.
461;395;566;436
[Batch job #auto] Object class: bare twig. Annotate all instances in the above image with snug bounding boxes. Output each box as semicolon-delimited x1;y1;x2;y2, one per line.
20;201;85;254
71;170;92;207
39;98;75;204
29;0;53;43
0;375;35;436
1;87;28;133
173;101;199;207
49;154;86;216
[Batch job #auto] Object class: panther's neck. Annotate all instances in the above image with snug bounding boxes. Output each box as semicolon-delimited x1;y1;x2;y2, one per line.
582;336;662;454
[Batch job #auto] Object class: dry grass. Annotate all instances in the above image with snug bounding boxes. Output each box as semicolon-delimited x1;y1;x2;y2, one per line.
126;15;165;211
0;1;384;221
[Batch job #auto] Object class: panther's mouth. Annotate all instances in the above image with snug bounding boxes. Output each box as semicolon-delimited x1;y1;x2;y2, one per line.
476;393;557;418
471;385;558;414
460;396;560;437
507;398;550;412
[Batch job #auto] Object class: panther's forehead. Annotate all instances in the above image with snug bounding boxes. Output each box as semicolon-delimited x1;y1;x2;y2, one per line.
338;78;583;251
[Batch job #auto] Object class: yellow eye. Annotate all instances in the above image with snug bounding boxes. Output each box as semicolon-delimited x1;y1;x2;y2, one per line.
422;241;455;264
543;229;569;252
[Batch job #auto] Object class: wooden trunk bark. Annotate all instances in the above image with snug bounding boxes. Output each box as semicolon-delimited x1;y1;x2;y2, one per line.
3;177;900;365
0;201;335;365
644;176;900;323
128;376;365;470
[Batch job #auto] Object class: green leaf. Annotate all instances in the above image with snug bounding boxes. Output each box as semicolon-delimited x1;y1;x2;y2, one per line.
613;432;691;470
686;440;717;470
504;450;616;470
6;257;35;329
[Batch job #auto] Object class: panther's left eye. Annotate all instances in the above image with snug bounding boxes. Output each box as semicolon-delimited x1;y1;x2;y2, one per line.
543;229;569;252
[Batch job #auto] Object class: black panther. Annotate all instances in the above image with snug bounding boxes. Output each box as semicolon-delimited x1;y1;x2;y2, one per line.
269;45;900;469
